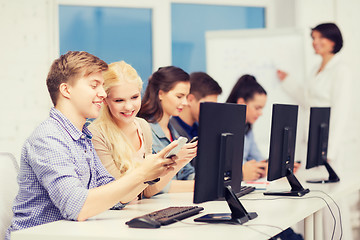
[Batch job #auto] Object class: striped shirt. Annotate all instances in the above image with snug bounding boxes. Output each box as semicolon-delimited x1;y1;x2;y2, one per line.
6;108;116;239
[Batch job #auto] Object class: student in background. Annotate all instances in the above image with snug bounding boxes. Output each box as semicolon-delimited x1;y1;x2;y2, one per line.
227;74;303;240
226;74;300;181
170;72;222;141
89;61;196;197
5;52;178;240
138;66;197;192
226;75;268;181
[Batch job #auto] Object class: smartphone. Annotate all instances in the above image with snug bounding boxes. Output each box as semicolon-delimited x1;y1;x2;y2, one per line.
188;136;198;143
165;137;188;158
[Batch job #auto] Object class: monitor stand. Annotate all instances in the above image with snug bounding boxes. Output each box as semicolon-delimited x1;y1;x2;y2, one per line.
194;185;257;224
307;161;340;183
264;168;310;197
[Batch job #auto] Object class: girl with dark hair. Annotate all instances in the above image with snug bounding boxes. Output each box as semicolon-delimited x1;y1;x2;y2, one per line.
228;75;303;240
226;75;268;181
227;74;300;181
138;66;197;192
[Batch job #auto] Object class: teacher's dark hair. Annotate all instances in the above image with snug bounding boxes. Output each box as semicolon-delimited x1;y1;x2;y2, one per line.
138;66;189;123
226;74;266;104
312;23;343;54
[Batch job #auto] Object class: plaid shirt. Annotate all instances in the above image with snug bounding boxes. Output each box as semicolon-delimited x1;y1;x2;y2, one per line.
6;108;116;239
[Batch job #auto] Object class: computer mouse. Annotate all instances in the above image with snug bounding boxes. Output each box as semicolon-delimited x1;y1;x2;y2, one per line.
126;216;161;228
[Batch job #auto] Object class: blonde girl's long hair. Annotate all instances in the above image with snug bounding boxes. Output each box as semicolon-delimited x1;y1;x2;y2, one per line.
92;61;143;175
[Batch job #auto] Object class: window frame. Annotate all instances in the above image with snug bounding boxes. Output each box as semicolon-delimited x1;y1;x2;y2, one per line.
51;0;273;71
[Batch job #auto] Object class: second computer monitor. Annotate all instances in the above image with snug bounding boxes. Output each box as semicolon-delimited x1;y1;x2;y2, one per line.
194;102;245;204
265;104;309;196
267;104;298;181
306;107;339;183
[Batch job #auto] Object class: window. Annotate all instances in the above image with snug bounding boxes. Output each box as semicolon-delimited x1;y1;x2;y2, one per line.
59;5;152;85
171;3;265;73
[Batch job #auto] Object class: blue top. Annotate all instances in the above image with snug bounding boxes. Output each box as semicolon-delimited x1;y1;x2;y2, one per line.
6;108;118;239
170;116;198;140
243;128;264;162
149;122;195;181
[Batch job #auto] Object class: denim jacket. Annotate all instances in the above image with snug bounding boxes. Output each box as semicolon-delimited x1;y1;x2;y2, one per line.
149;122;195;181
243;128;264;162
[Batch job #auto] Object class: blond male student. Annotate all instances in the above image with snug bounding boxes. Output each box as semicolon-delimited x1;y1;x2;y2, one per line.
6;51;178;239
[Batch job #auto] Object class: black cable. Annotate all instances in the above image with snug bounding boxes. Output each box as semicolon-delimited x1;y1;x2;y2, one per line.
242;224;273;238
312;190;343;240
173;192;340;239
245;223;284;232
244;223;286;239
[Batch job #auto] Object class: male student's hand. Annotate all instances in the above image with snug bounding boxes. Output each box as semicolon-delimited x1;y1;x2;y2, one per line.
293;161;301;173
259;159;269;178
242;160;267;181
139;141;179;181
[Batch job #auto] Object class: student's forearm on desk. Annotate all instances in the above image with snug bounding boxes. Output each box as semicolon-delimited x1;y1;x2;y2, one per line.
77;170;147;221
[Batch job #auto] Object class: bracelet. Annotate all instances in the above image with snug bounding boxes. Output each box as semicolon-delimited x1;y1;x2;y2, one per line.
144;178;160;185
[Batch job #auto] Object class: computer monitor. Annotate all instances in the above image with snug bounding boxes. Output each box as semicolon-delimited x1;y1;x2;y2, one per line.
264;104;310;197
306;107;340;183
193;102;257;224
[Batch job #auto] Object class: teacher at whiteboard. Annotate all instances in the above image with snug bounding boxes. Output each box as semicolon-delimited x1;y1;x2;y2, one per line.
277;22;353;172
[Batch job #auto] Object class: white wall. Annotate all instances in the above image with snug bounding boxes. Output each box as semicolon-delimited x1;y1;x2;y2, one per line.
0;0;54;160
0;0;359;161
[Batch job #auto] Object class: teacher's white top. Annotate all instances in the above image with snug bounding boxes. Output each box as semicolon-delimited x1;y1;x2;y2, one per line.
281;53;354;169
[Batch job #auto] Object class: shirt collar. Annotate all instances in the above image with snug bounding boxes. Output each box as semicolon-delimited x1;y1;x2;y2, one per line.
149;122;166;139
149;121;179;140
324;53;341;70
50;107;93;141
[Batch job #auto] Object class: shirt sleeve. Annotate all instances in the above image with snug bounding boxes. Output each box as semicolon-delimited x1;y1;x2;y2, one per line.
26;135;89;221
245;130;264;162
327;64;353;161
93;153;115;187
176;163;195;180
281;73;308;107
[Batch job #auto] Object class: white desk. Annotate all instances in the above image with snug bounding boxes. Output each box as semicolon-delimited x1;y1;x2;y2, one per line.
11;168;360;240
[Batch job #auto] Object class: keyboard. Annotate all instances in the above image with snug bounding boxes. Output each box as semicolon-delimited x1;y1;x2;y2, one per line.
236;186;256;198
126;206;204;228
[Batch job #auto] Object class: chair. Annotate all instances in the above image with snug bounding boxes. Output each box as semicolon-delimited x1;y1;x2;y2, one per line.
0;152;19;240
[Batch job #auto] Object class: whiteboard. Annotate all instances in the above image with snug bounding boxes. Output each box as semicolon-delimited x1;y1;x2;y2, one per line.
206;28;306;159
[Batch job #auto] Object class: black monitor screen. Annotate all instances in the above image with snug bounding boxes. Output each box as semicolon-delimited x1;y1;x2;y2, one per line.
306;107;330;169
265;104;309;196
194;102;246;204
267;104;298;181
305;107;339;183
